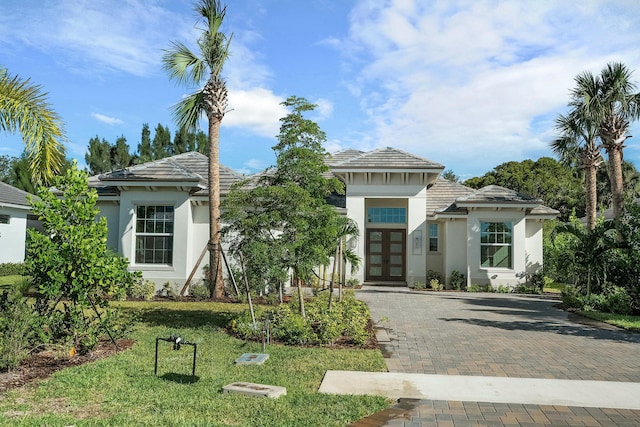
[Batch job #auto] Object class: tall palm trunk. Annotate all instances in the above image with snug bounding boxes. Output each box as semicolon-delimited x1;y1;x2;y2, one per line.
608;145;625;220
208;116;224;299
585;163;598;230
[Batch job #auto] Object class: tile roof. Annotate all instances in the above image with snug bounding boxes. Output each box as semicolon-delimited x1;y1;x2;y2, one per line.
326;149;365;166
92;152;244;195
330;147;444;170
0;181;34;208
455;185;542;205
426;178;476;215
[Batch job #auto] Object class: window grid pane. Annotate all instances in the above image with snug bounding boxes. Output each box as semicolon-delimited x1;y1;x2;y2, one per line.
135;205;174;265
367;207;407;223
480;221;512;268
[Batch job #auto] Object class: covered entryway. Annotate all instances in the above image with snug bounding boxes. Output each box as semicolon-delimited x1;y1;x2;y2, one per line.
365;229;406;281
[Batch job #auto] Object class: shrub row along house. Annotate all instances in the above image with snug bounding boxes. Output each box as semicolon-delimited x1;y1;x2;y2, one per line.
85;147;557;291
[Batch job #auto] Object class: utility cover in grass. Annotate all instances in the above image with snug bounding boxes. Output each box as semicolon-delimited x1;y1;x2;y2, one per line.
235;353;269;365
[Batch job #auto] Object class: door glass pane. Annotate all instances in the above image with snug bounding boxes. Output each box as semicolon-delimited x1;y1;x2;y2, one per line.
390;243;403;253
370;255;382;264
390;255;402;265
390;267;402;277
370;243;382;253
390;231;403;242
369;266;382;276
370;231;382;241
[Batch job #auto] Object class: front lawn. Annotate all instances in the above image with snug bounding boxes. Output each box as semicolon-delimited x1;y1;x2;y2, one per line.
0;301;389;426
578;310;640;332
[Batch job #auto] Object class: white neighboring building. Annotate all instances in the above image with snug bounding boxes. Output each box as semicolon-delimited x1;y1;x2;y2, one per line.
0;181;33;263
90;148;558;289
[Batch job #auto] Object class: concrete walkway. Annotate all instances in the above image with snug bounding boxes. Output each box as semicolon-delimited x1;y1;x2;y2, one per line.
319;286;640;426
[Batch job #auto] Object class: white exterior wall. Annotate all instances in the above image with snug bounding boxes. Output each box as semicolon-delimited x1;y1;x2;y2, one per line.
345;194;366;284
406;190;427;284
117;189;192;289
525;220;544;275
466;209;527;288
443;219;467;287
0;206;28;263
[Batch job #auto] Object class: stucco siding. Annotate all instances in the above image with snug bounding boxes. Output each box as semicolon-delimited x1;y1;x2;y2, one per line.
525;220;544;275
443;220;467;287
96;202;120;253
0;207;27;263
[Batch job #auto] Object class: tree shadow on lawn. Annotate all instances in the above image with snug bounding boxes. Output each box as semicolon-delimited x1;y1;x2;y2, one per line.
124;307;237;329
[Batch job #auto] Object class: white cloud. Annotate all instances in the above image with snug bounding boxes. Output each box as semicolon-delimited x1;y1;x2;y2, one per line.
91;113;124;125
313;98;334;120
338;0;640;175
223;88;287;138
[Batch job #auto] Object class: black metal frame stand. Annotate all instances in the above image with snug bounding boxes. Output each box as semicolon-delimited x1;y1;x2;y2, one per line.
154;336;197;378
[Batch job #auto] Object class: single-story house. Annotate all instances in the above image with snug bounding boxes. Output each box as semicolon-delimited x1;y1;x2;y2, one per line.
90;148;558;290
0;181;33;263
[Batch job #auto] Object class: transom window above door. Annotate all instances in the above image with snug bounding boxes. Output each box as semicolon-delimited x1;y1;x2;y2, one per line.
367;207;406;223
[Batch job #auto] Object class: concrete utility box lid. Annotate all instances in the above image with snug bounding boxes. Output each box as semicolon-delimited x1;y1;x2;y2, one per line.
223;382;287;398
235;353;269;365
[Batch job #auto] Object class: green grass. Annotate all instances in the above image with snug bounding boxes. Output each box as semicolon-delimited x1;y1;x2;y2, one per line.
577;310;640;332
0;301;390;426
0;275;25;288
543;281;569;294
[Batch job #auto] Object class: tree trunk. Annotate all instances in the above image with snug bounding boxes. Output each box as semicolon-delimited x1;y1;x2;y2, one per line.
328;245;338;310
208;117;224;300
295;268;306;318
585;164;598;230
338;238;344;302
608;146;625;220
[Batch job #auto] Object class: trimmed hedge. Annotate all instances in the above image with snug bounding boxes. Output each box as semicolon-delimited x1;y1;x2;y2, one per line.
0;263;25;276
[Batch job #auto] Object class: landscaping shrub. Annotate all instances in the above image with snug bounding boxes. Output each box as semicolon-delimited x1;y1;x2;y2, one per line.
467;283;493;293
189;280;211;300
496;285;511;293
426;270;443;284
430;279;443;291
410;281;426;290
561;286;583;309
449;270;466;290
127;278;156;301
0;290;44;370
514;284;543;294
602;286;632;315
229;291;372;346
0;262;25;276
527;271;545;293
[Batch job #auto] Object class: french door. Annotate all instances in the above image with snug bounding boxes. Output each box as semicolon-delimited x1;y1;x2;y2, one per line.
366;229;406;281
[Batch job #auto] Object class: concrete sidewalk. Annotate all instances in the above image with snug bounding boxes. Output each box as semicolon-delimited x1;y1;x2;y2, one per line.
319;370;640;410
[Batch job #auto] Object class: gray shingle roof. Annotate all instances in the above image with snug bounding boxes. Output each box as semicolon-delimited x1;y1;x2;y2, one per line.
0;181;33;208
426;178;476;216
92;152;244;195
330;147;444;170
455;185;542;205
326;149;365;166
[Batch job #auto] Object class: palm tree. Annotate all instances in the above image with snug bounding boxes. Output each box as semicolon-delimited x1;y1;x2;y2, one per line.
552;71;602;229
162;0;232;299
0;67;66;184
586;63;640;219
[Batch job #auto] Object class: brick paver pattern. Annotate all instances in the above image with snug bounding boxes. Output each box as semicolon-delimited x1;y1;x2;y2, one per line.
352;287;640;426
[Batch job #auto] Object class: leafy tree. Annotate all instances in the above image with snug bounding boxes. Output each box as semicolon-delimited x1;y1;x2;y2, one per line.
163;0;232;299
85;135;112;174
582;62;640;219
222;97;344;316
25;163;138;353
0;154;16;182
151;123;172;159
464;157;584;220
441;169;460;182
111;135;132;170
0;66;66;184
552;72;603;229
137;123;152;163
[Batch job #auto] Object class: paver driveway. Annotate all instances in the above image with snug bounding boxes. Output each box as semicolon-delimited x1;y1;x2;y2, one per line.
357;286;640;382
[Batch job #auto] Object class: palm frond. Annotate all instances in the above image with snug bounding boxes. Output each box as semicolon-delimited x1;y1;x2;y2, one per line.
170;91;205;132
162;42;207;86
0;69;66;184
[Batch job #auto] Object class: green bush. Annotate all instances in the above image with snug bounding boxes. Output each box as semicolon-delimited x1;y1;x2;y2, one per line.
426;270;443;284
410;281;426;290
496;285;511;293
527;272;545;293
468;283;494;292
514;284;543;294
189;280;211;300
561;286;582;309
449;270;466;290
430;279;443;291
0;290;44;370
345;278;360;287
127;278;156;301
0;262;25;276
602;286;632;315
580;293;607;312
229;291;372;346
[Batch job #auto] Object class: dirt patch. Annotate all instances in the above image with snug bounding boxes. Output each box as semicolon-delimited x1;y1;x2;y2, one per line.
0;338;134;394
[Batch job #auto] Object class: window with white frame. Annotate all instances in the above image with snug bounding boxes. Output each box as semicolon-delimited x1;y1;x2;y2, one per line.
367;207;406;223
480;221;512;268
429;223;438;252
135;205;174;264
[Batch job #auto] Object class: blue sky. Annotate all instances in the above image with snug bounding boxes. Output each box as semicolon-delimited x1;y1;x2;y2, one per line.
1;0;640;179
